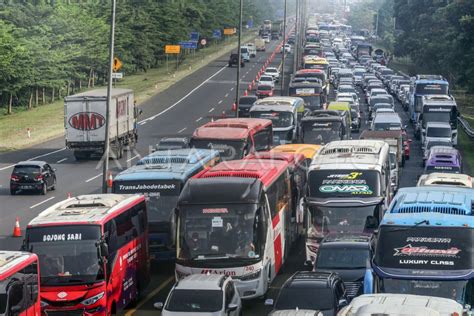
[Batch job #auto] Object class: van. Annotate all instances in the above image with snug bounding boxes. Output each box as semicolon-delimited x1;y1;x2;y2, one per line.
240;46;250;62
246;43;257;57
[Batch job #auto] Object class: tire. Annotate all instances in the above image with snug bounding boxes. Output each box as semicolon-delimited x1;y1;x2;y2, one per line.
51;178;56;191
41;184;47;195
10;188;16;195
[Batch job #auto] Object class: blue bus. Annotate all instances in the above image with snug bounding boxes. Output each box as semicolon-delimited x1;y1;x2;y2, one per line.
408;76;449;131
370;186;474;310
112;148;220;261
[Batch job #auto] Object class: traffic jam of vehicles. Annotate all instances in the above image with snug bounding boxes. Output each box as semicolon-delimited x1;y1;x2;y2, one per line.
2;9;471;316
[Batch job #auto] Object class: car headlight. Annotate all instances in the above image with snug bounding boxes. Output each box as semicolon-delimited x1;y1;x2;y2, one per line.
81;292;105;306
233;269;261;281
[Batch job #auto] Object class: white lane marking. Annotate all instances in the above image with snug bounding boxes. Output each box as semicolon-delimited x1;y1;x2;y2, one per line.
85;173;102;183
139;66;227;123
0;164;15;171
127;155;140;163
178;127;187;134
195;117;203;122
27;147;67;161
56;158;68;164
209;107;215;112
224;93;229;98
30;196;56;209
230;87;234;91
218;100;223;104
139;121;147;125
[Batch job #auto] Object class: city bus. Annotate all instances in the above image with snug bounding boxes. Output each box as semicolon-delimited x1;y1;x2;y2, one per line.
190;118;273;161
24;194;149;315
175;159;292;299
289;81;326;110
112;148;220;261
303;56;329;74
370;186;474;310
304;140;391;266
294;69;329;95
0;251;40;315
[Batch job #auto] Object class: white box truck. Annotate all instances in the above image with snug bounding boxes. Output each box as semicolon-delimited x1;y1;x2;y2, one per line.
64;88;139;160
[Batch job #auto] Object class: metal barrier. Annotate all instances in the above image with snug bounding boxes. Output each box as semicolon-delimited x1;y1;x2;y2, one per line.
458;115;474;138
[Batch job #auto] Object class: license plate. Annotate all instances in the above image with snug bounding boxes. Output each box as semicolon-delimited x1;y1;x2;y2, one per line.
20;185;33;189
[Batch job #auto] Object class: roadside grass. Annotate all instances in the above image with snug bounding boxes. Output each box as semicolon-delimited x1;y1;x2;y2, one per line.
0;33;256;152
458;128;474;174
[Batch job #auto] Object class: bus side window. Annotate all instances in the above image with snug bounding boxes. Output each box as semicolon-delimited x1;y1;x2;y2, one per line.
20;262;39;308
116;210;133;245
266;181;278;218
131;201;147;237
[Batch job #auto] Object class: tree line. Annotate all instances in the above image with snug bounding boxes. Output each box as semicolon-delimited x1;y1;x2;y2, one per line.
348;0;474;93
0;0;276;114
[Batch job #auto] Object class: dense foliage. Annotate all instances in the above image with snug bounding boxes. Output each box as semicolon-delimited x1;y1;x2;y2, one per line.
0;0;277;113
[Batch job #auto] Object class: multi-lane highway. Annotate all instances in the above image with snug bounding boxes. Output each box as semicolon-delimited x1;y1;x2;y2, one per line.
0;29;427;316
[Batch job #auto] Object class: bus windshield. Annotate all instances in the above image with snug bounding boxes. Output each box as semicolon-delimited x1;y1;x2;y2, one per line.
297;95;321;109
302;121;342;144
416;83;448;95
177;204;263;261
308;169;381;198
191;139;246;161
26;225;104;286
250;111;293;128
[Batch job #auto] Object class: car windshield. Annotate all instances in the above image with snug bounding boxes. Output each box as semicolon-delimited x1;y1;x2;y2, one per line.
302;121;342;144
266;69;278;73
191;139;246;161
427;127;451;138
258;85;272;91
260;77;273;82
374;122;402;131
239;97;256;105
13;165;40;174
317;246;369;269
26;225;104;286
166;289;223;312
250;111;293;128
177;204;263;260
275;287;334;311
380;279;469;305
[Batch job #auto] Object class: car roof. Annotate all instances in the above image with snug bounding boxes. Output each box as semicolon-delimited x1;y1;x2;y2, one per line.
426;121;451;128
15;161;46;167
285;271;336;289
175;274;227;290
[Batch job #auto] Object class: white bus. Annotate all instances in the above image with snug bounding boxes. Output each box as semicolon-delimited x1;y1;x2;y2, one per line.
304;140;391;265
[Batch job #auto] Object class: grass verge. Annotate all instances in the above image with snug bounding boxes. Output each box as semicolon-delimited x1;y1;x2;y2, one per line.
458;128;474;174
0;33;256;152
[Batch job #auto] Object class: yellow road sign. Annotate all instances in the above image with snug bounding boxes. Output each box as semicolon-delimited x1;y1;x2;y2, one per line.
165;45;181;54
224;28;235;35
113;57;123;72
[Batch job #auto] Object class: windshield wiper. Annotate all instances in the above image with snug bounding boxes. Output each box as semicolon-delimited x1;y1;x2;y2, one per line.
191;253;229;260
389;220;430;232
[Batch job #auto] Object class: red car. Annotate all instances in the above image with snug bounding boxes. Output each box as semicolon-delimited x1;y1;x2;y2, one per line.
256;84;274;98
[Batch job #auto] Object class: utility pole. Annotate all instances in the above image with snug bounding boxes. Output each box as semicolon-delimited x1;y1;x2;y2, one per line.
235;0;244;117
375;11;379;39
293;0;299;74
102;0;116;193
280;0;287;95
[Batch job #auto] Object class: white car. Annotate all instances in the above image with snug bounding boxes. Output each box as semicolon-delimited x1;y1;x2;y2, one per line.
280;44;291;53
246;43;257;57
258;75;275;87
264;67;280;81
155;274;242;316
422;121;454;150
263;35;270;43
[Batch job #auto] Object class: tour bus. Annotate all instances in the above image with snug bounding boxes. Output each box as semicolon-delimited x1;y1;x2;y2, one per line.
303;56;329;74
175;159;292;299
112;149;220;261
190;118;273;161
305;140;391;266
370;186;474;310
294;69;329;95
300;110;350;145
245;151;308;238
0;251;40;315
250;104;298;145
289;81;326;110
419;95;458;144
252;96;305;121
408;76;450;125
271;144;321;166
24;194;149;315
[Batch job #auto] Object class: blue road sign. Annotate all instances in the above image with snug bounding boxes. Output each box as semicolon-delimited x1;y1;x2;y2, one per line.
212;29;222;39
190;32;200;42
247;20;253;28
179;41;198;49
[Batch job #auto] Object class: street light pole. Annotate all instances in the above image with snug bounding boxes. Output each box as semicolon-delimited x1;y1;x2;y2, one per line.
235;0;243;118
280;0;287;94
102;0;116;193
293;0;299;74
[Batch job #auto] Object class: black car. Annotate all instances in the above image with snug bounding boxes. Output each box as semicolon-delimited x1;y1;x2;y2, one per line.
10;161;56;195
228;53;244;67
237;96;258;117
154;137;189;151
266;271;348;315
314;235;372;300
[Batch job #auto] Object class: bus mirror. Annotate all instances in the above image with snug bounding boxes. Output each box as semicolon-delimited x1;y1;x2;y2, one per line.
154;302;164;310
100;242;109;258
365;216;378;229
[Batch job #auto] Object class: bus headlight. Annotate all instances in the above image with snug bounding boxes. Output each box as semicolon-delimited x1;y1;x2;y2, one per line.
81;292;105;306
233;269;261;281
40;300;49;308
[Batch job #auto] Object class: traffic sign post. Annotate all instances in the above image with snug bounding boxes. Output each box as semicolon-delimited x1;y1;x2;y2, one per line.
165;45;181;72
200;38;207;46
113;57;122;72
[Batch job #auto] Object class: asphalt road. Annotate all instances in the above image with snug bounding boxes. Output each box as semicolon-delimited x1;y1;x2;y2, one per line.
0;35;423;315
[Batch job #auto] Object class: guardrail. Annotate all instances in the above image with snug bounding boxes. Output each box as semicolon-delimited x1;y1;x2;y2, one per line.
458;115;474;138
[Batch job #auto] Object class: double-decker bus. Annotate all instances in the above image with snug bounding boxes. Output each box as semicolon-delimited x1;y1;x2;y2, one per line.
112;149;220;261
24;194;149;315
175;159;292;299
190;118;273;161
0;251;40;315
305;140;391;266
370;186;474;310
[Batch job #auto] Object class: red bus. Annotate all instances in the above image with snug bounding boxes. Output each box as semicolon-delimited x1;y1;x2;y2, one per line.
190;118;273;161
175;159;292;299
23;194;149;315
0;251;40;315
